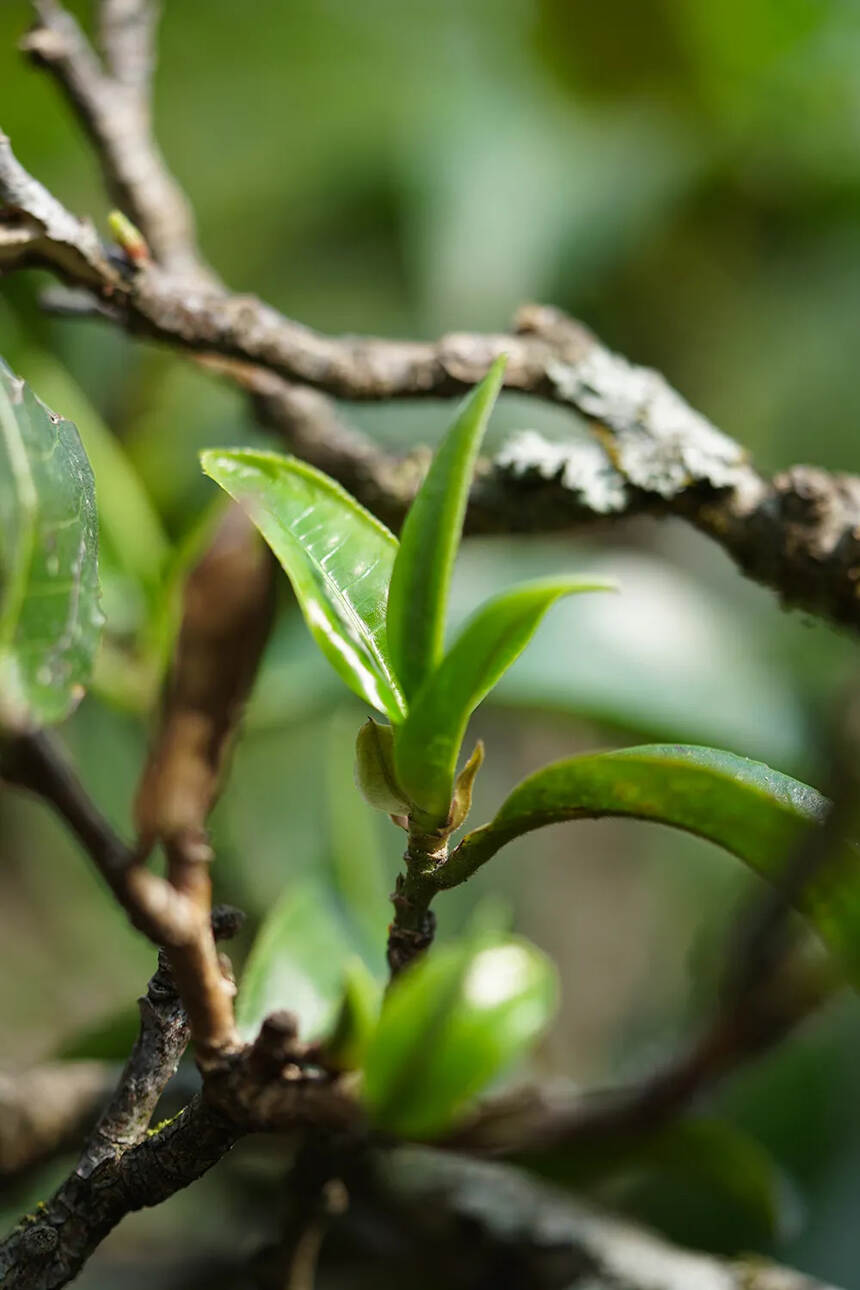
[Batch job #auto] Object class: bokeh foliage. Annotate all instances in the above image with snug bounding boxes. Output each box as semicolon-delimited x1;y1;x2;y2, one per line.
1;0;859;1284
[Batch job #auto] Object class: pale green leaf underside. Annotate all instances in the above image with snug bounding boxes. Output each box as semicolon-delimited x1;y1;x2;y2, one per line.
446;744;860;984
395;577;614;826
0;356;101;730
386;359;506;701
201;448;405;719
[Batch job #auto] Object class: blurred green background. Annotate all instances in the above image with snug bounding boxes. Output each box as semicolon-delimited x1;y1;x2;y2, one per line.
1;0;860;1285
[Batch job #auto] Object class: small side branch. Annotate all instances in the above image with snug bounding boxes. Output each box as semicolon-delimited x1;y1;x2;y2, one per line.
24;0;214;283
0;1094;240;1290
2;112;859;626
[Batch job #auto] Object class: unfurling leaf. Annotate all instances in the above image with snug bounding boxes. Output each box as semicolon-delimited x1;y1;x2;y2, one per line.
395;577;612;827
446;744;860;985
107;209;150;264
362;935;557;1139
386;359;506;701
134;506;275;857
201;449;404;720
448;740;485;833
0;357;102;731
354;717;411;815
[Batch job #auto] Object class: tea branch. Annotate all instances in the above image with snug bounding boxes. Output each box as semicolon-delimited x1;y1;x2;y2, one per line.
0;5;853;1288
0;2;858;628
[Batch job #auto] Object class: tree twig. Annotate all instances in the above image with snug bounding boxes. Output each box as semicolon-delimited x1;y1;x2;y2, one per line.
0;1094;240;1290
0;731;240;1063
2;119;860;626
23;0;216;284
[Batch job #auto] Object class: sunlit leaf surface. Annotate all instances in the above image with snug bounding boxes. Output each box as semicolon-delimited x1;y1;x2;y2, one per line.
386;360;505;700
202;449;404;719
395;576;612;826
448;744;860;982
362;935;556;1138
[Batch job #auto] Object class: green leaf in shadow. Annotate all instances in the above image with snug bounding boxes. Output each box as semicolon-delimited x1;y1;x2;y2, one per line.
522;1117;790;1241
0;357;102;730
201;449;405;719
386;359;506;701
445;744;860;983
395;577;613;827
236;878;365;1041
362;934;556;1139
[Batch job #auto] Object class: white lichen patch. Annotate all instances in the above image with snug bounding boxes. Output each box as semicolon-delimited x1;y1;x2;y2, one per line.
546;347;746;499
496;430;629;514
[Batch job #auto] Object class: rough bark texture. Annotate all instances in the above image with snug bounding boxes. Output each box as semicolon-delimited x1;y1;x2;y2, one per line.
0;1097;239;1290
0;3;854;1288
1;121;859;628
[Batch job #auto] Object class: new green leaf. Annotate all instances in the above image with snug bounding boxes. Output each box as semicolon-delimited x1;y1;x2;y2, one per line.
236;878;367;1040
446;744;860;982
321;956;383;1071
386;359;506;700
0;357;102;730
394;577;614;826
201;449;405;719
362;935;557;1139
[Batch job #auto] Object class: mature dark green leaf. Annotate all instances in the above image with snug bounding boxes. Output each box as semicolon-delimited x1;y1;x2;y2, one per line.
386;360;506;701
24;353;168;601
362;935;557;1139
0;357;102;730
394;577;613;827
201;449;404;719
523;1117;789;1240
446;744;860;981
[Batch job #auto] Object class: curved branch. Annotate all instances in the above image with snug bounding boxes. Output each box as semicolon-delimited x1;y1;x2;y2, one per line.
23;0;215;284
0;1095;239;1290
2;120;858;627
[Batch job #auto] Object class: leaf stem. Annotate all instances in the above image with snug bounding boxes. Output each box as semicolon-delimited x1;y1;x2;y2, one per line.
386;827;447;978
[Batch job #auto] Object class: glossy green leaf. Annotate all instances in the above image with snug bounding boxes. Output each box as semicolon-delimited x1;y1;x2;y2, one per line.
395;577;613;826
0;357;102;730
22;353;169;600
386;359;506;700
362;935;557;1139
236;878;366;1040
446;744;860;981
447;541;810;770
201;449;405;719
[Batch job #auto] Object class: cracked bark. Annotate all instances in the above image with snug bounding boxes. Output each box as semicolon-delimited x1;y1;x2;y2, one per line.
1;122;859;625
0;3;854;1288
